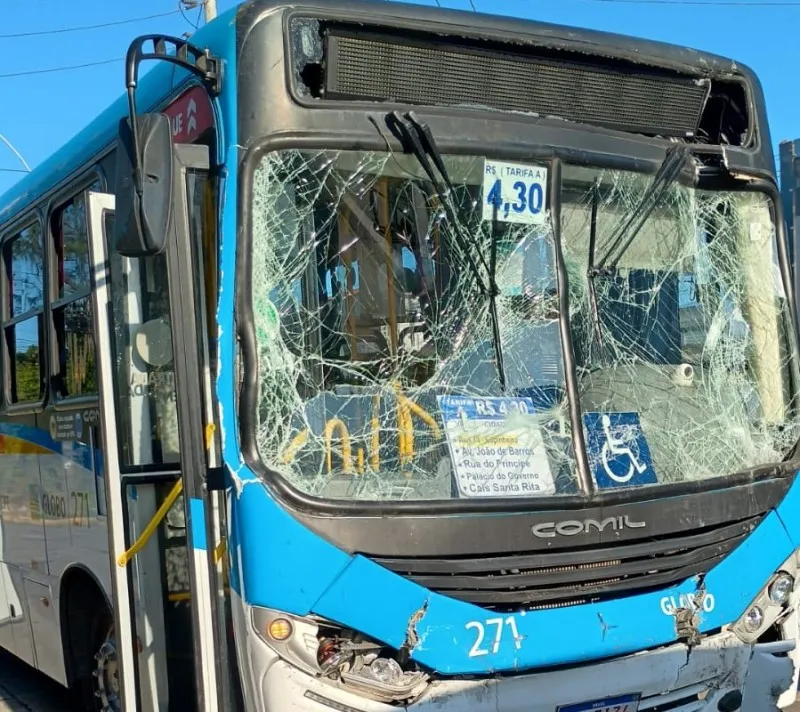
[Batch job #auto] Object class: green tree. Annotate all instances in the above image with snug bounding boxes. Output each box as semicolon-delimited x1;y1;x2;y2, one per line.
15;343;40;402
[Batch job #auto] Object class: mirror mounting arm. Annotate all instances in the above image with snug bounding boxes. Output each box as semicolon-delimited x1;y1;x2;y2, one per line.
124;34;223;195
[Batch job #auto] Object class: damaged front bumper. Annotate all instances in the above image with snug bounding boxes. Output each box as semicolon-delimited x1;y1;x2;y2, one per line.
242;627;796;712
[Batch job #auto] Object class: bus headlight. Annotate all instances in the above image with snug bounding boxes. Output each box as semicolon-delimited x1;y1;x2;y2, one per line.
769;572;795;605
741;606;764;633
732;552;799;644
251;606;430;704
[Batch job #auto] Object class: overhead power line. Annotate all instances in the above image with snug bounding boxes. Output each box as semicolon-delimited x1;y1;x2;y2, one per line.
179;4;202;31
0;10;181;40
0;58;121;79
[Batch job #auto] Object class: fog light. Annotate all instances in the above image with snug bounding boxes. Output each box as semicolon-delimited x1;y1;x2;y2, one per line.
768;572;794;605
743;606;764;632
267;617;293;641
369;657;403;684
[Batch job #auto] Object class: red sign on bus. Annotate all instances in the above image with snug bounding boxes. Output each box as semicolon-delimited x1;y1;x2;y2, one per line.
163;85;213;143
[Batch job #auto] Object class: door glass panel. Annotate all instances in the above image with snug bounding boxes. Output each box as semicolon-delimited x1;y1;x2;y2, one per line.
186;170;217;367
104;213;180;470
185;169;221;466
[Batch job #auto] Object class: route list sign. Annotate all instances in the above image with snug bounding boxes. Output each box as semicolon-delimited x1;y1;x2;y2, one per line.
438;396;556;498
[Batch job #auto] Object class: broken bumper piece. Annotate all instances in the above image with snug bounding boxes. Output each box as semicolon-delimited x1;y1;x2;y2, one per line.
254;632;795;712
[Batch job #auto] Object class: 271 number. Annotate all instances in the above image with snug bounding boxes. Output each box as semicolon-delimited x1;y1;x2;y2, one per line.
487;178;544;219
466;616;522;657
71;492;90;528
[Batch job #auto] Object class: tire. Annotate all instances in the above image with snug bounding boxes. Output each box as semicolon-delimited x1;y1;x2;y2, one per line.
89;611;121;712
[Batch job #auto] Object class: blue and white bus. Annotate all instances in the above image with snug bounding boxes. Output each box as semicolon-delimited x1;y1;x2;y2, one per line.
1;2;800;711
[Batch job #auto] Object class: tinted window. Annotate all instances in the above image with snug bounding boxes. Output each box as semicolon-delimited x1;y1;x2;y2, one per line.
6;223;43;317
51;188;99;399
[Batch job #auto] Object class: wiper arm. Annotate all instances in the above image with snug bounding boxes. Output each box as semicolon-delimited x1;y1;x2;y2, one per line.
386;111;507;389
594;144;692;274
389;112;494;289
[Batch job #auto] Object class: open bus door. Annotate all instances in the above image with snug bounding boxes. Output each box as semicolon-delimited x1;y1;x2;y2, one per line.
85;143;233;711
81;35;236;712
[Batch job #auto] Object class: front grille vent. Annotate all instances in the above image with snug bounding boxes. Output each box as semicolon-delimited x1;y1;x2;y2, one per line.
322;30;711;139
371;516;759;609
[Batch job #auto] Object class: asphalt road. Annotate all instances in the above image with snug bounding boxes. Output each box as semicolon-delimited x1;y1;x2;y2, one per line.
0;649;80;712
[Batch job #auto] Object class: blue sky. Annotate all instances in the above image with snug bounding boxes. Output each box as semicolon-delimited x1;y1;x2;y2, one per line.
0;0;797;196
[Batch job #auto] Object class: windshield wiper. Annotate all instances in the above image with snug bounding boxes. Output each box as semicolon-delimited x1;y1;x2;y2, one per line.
385;111;507;390
593;144;692;274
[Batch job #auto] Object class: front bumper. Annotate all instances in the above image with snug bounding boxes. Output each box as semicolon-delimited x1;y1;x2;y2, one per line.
241;628;796;712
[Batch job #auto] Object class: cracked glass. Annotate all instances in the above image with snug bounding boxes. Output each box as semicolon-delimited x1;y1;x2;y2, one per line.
564;164;799;488
249;149;800;501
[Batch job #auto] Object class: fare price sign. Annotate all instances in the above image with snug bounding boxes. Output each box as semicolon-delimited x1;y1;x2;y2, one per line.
438;396;556;498
482;160;549;225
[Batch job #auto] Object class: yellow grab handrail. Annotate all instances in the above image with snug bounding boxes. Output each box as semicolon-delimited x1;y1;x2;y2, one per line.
393;382;441;465
370;395;381;471
281;387;442;476
118;479;184;567
281;429;309;464
393;383;408;463
324;418;353;473
400;395;441;440
119;481;230;569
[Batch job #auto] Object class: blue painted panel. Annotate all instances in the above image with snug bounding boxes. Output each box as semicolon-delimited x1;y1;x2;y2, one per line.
231;468;800;675
698;510;794;626
775;473;800;548
235;481;352;613
311;511;792;674
189;498;208;551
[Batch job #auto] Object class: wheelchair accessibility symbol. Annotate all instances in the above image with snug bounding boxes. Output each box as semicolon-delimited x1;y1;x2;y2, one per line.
583;412;657;490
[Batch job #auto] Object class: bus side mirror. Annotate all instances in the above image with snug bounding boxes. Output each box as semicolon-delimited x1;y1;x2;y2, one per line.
114;113;174;257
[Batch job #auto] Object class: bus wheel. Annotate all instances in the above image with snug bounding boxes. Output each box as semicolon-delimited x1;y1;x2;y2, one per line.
92;624;121;712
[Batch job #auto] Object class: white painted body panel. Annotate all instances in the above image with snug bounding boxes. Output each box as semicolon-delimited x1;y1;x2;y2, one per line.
0;443;111;686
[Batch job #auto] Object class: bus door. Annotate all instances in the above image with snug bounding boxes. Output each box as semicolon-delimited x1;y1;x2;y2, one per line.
85;140;231;712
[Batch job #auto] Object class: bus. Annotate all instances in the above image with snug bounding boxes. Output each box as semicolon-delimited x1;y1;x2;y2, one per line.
0;1;798;711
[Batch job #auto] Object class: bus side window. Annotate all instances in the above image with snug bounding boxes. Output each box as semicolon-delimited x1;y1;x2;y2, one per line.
50;185;101;399
4;222;45;404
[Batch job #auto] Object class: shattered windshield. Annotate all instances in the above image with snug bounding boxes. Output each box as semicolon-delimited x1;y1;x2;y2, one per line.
563;165;799;488
249;149;800;502
250;150;573;500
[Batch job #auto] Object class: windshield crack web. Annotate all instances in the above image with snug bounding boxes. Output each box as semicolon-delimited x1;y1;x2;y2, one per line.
564;166;799;486
250;149;799;501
